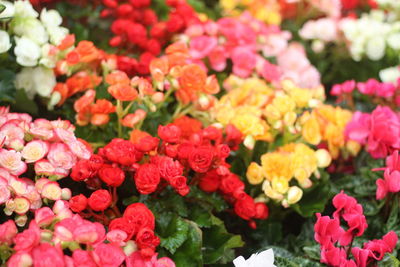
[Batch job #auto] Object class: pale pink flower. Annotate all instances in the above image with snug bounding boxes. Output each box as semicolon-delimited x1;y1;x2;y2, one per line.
0;121;25;147
35;178;51;193
73;221;100;244
21;140;49;163
47;143;77;170
299;18;338;42
204;21;219;36
13;196;31;215
51;119;75;131
41;181;62;201
261;33;290;57
107;229;128;246
184;24;204;37
34;159;56;177
8;176;29;196
66;140;91;160
34;207;55;227
54;128;76;143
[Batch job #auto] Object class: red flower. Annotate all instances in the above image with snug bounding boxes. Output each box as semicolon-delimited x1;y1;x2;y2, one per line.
102;138;143;166
198;169;221;193
123;203;155;233
151;156;183;181
135;227;160;257
234;195;256;221
219;174;244;195
158;124;181;143
134;136;159;152
88;190;112;211
169;175;189;196
173;116;202;139
71;160;93;181
188;146;214;173
98;165;125;187
109;217;136;240
69;194;88;212
254;202;269;220
134;163;161;194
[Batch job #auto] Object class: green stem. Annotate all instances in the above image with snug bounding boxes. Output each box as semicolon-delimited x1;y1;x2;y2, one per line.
116;100;123;138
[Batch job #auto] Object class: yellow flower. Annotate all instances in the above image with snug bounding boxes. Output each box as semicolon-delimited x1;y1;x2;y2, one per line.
346;140;361;156
261;152;293;181
247;162;265;184
301;113;322;145
272;94;296;116
287;186;303;205
262;180;284;201
231;113;265;136
271;177;289;194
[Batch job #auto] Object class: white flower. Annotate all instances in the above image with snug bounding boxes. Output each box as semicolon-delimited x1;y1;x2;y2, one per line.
12;18;48;45
0;1;15;20
46;26;68;45
39;43;56;68
15;67;36;99
40;9;62;28
366;36;386;60
387;33;400;50
32;66;56;97
14;36;41;66
379;66;400;83
0;30;11;53
15;66;55;98
14;0;38;18
233;249;276;267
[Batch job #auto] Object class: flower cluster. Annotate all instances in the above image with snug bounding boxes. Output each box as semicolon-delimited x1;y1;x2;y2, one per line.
219;0;282;25
0;0;69;102
149;42;219;107
315;192;397;266
101;0;199;75
374;150;400;199
345;105;400;158
0;107;90;222
248;143;331;207
179;12;321;88
0;200;175;266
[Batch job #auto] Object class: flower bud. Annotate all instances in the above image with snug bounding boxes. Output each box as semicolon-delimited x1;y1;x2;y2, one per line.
61;188;72;200
246;162;264;185
151;92;164;103
41;182;62;200
123;240;138;256
315;149;332;168
243;135;255;150
287;186;303;205
15;214;28;227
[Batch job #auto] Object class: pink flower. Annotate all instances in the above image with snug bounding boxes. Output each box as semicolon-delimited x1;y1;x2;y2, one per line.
66;140;91;160
7;252;33;267
357;79;379;95
189;36;217;59
107;229;128;246
73;221;101;244
156;257;176;267
320;243;349;266
0;121;25;147
47;143;77;170
92;243;126;267
208;46;227;72
260;60;281;82
126;251;175;267
34;207;55;227
351;247;370;267
314;213;344;247
344;111;371;144
13;221;41;252
72;250;97;267
21;140;49;163
0;220;17;245
231;47;256;78
0;177;10;204
34;159;56;177
41;181;62;201
0;149;27;175
31;243;65;267
376;82;396;98
363;231;398;261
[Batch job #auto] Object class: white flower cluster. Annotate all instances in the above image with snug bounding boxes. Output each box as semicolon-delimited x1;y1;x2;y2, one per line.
0;0;68;102
340;10;400;61
377;0;400;14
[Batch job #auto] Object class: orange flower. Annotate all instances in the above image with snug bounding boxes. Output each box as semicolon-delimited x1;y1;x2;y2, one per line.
58;34;75;51
121;109;147;128
173;116;202;138
108;84;138;101
53;83;69;106
130;129;151;144
203;75;220;94
90;113;110;126
175;87;197;105
149;58;169;82
167;53;187;68
75;41;101;63
179;64;207;92
91;99;116;114
74;89;95;113
165;42;189;55
131;77;154;95
66;71;102;97
105;71;130;85
66;51;80;65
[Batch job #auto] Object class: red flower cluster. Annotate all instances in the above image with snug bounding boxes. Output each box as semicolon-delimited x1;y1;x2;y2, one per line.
315;192;397;266
101;0;199;75
109;203;159;259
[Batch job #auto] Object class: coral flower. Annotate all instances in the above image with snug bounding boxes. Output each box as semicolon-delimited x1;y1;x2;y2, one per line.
108;84;138;101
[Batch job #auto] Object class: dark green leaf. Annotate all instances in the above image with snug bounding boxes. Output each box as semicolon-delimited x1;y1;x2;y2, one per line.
160;216;190;254
172;220;203;267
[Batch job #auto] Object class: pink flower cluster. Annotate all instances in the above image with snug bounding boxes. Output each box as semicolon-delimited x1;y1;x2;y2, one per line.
345;106;400;158
183;12;321;88
332;79;400;104
374;150;400;200
315;192;398;266
0;200;175;267
0;106;91;220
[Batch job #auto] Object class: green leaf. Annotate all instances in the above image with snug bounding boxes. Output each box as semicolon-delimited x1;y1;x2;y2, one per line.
275;257;299;267
172;220;203;267
0;4;5;14
0;69;16;103
386;195;399;232
160;216;190;254
303;245;320;260
291;173;331;217
14;89;38;115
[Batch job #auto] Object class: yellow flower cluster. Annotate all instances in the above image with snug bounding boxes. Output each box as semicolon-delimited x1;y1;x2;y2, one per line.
214;76;325;148
220;0;282;25
247;143;331;207
300;105;361;159
213;75;359;207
